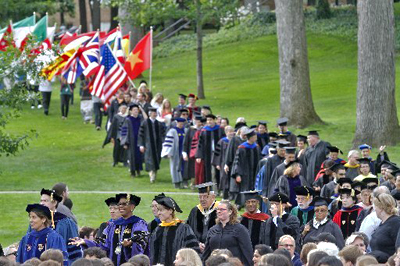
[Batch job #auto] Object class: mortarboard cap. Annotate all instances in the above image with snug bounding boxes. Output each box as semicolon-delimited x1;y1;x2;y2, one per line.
285;160;299;169
234;122;247;131
257;120;268;126
205;114;217;120
26;204;52;220
105;197;118;206
284;147;296;154
268;132;278;138
308;130;319;136
268;192;289;204
277;117;288;126
385;161;398;171
358;157;371;165
337;177;353;186
277;133;289;140
156;196;182;213
148;107;157;113
128;104;139;110
297;135;307;142
244;128;256;138
195;182;215;194
276;140;290;148
367;184;378;191
250;125;257;129
202;105;211;111
294;186;314;198
339;188;359;199
327;146;343;154
115;193;141;206
178;94;187;99
179;108;189;114
331;163;345;172
139;80;147;85
241;190;261;202
194;115;203;121
358;144;372;150
268;142;277;148
310;196;332;207
392;168;400;176
153;193;166;202
351;181;366;191
362;177;379;186
41;188;63;203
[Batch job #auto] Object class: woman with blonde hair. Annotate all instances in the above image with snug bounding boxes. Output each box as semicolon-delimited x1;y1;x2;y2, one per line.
174;248;202;266
157;99;173;126
202;200;253;265
275;161;308;207
370;193;400;258
151;93;164;109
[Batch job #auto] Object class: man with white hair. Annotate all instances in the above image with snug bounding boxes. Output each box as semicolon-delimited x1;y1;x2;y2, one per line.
345;150;360;180
278;235;302;266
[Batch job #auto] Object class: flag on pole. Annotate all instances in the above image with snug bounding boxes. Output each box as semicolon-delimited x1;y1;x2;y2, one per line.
41;49;76;81
0;24;14;51
0;15;35;34
113;29;125;64
124;32;151;80
33;15;47;42
92;44;127;106
80;32;101;77
122;33;130;57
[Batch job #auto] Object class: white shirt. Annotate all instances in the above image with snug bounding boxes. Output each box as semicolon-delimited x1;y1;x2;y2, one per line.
359;211;380;240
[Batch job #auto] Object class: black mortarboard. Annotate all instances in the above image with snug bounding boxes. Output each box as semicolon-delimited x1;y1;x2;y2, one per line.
297;135;307;142
268;192;289;204
310;196;332;207
244;128;256;138
128;104;139;110
285;160;299;168
367;184;378;191
195;182;215;194
276;140;290;148
26;204;52;220
391;190;400;200
277;133;289;140
294;186;314;197
205;114;216;120
331;163;345;172
380;160;392;168
284;147;296;154
358;158;371;165
393;168;400;176
202;105;211;111
153;193;166;201
351;181;367;191
277;117;288;126
241;190;261;202
257;120;268;126
178;94;187;99
268;142;277;148
339;188;359;198
268;132;278;138
115;193;141;206
194;115;203;121
105;197;118;206
41;188;63;203
250;125;257;129
327;146;343;155
179;108;189;114
308;130;319;136
358;144;372;150
139;80;147;85
337;177;353;186
156;196;183;213
234;122;247;131
385;161;398;171
148;107;157;113
362;177;379;185
201;117;207;123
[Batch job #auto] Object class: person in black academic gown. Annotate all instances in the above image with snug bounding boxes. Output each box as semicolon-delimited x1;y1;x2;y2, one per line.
239;191;270;248
290;186;315;228
301;197;345;249
276;118;297;147
202;200;253;266
304;131;330;186
147;193;165;234
320;163;347;199
256;121;269;154
110;105;128;167
150;196;199;266
263;192;300;250
187;182;219;252
96;197;122;243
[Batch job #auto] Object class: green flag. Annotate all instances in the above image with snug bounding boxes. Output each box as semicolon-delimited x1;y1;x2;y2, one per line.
33;15;47;42
0;15;36;33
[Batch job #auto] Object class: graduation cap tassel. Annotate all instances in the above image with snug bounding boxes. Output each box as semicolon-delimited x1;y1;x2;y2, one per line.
51;210;55;229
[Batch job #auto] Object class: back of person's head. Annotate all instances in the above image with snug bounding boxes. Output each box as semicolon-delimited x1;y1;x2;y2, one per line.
308;250;328;266
83;247;106;259
176;248;202;266
23;258;42;266
339;245;363;265
38;260;60;266
273;248;291;262
99;258;113;266
63;198;73;210
52;183;67;197
0;257;13;266
128;254;150;266
265;254;291;266
210;249;233;258
317;256;342;266
205;255;228;266
40;249;64;265
228;257;242;266
176;262;195;266
80;227;95;240
254;244;273;257
300;242;317;264
316;241;339;257
355;255;378;266
91;259;104;266
71;258;94;266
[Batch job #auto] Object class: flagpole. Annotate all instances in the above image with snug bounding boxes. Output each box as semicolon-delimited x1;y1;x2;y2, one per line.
46;12;48;39
106;42;136;89
149;26;153;91
33;12;36;24
128;31;131;53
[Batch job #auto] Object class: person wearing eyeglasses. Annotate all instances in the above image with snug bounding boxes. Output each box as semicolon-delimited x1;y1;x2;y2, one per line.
278;235;302;266
147;193;165;234
202;200;253;266
301;196;345;249
95;197;121;241
150;196;200;266
70;193;149;266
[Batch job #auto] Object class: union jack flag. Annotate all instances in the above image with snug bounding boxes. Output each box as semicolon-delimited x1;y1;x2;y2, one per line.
113;29;126;65
91;43;127;107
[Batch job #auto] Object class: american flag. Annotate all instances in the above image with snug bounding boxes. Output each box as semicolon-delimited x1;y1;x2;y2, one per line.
91;43;127;106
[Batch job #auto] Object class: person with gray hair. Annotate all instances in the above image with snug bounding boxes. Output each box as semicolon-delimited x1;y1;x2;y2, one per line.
359;186;390;240
344;150;360;180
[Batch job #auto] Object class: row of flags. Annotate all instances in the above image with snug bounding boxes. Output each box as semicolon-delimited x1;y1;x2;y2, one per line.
1;14;153;108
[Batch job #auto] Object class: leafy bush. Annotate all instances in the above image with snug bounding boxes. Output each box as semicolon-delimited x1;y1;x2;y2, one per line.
316;0;332;19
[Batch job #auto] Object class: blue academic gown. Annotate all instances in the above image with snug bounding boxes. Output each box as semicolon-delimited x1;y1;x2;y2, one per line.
85;215;149;266
17;227;68;265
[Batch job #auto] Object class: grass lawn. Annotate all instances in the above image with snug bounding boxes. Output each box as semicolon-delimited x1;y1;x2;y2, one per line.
1;32;400;246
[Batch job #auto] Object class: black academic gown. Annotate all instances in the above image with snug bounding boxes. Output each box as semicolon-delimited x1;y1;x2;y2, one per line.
138;118;165;172
240;212;270;248
320;181;337;199
226;136;246;195
261;154;285;197
304;140;330;186
264;213;300;251
373;216;400;258
202;223;253;266
256;133;269;154
121;115;144;174
302;219;345;249
150;222;200;266
183;126;197;180
110;114;127;165
332;205;363;239
186;203;218;243
214;138;231;194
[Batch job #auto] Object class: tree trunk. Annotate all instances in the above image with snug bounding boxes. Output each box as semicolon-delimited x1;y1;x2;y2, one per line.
275;0;323;128
308;0;316;6
92;0;101;31
118;2;143;50
110;6;119;30
353;0;400;147
79;0;88;32
60;11;65;26
196;0;205;99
